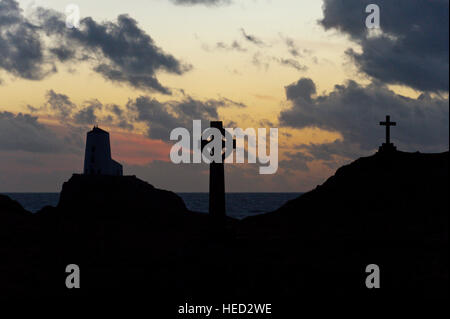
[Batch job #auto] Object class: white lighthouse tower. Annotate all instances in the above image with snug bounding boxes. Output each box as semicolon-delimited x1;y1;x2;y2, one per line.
83;126;123;176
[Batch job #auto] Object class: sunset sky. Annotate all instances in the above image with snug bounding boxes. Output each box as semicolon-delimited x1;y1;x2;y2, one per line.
0;0;448;192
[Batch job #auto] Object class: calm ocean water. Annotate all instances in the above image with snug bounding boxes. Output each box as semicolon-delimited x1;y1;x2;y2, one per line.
2;193;302;219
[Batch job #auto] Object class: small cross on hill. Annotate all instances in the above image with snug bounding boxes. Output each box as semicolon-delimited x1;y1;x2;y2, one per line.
378;115;397;153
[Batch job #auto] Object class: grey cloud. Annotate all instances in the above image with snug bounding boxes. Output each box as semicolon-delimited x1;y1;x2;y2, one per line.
216;41;247;52
110;104;124;117
284;37;300;57
35;90;134;129
127;97;183;140
259;119;275;127
170;0;231;6
279;34;314;60
279;34;311;58
40;12;191;94
49;46;76;62
220;97;247;108
280;77;449;160
106;104;134;130
0;111;66;153
298;140;364;169
240;28;267;47
279;151;313;172
320;0;449;92
26;104;39;112
285;78;316;102
73;99;103;125
251;52;270;70
251;52;307;72
275;58;307;72
127;95;246;140
0;0;55;81
32;90;244;141
0;1;190;94
45;89;76;119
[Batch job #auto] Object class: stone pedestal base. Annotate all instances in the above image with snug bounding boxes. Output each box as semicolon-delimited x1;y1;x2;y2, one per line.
378;143;397;153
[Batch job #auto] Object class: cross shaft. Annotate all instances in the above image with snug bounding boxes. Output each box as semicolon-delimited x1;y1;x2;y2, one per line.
380;115;396;144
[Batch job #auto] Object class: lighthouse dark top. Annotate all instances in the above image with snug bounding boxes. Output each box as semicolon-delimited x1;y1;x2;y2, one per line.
83;126;123;176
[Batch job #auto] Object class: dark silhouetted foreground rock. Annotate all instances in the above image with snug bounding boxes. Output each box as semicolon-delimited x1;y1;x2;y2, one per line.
240;150;449;298
0;194;33;237
57;174;187;218
0;151;448;304
243;151;449;240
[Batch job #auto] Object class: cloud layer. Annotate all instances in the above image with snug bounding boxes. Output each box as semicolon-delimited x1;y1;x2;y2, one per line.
127;95;246;140
280;77;449;160
320;0;449;92
27;88;247;142
0;111;67;153
0;0;54;80
0;0;190;93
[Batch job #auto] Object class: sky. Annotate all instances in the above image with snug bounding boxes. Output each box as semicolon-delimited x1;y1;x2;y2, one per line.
0;0;448;192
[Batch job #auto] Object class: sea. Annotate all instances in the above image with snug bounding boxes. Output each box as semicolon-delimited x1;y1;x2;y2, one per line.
2;193;302;219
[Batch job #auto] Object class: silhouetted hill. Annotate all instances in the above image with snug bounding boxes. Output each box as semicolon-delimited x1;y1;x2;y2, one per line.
242;151;449;240
0;151;448;302
239;150;448;299
1;175;215;298
0;196;39;296
0;194;30;217
0;194;32;235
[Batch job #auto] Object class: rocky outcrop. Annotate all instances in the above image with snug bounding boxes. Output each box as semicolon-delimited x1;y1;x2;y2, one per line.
46;175;237;234
56;174;188;219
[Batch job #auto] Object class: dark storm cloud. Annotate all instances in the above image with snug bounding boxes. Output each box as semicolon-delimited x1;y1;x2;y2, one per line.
170;0;231;6
126;95;247;140
0;1;190;94
279;77;449;158
0;111;66;153
285;78;316;101
0;0;55;81
320;0;449;92
37;11;191;94
48;45;77;62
